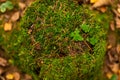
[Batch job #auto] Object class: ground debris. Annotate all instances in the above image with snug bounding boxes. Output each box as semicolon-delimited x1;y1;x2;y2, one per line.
10;11;20;22
0;0;34;79
4;22;12;31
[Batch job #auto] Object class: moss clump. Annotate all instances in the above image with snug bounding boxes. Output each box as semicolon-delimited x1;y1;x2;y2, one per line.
7;0;112;79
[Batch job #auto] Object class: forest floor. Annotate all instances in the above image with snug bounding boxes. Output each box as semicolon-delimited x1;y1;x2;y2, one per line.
0;0;120;80
0;0;35;80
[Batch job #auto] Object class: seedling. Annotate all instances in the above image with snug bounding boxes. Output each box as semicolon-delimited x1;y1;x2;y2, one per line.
81;23;91;33
0;1;14;13
70;28;84;41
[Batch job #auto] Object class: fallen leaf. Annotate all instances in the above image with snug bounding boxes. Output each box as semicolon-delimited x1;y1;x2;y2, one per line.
0;76;5;80
116;44;120;54
117;8;120;14
107;31;116;47
18;2;26;10
118;70;120;74
90;0;98;4
115;17;120;28
91;0;111;9
111;63;119;73
6;73;14;80
0;67;4;75
118;73;120;80
112;9;120;17
99;6;107;13
13;72;20;80
4;22;12;31
107;44;112;49
24;74;32;80
106;72;113;79
110;21;115;31
0;57;7;66
0;0;6;2
11;12;20;22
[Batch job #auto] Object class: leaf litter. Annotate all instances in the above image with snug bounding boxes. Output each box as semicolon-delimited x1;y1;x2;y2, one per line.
0;0;34;79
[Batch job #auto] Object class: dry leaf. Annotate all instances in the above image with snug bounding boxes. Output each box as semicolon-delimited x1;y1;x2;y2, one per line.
108;31;116;47
118;70;120;74
13;72;20;80
110;21;115;31
11;12;20;22
117;8;120;14
0;57;7;66
112;9;120;17
92;0;111;9
107;51;114;63
106;72;112;79
0;0;6;2
107;44;112;49
6;73;14;80
116;44;120;54
90;0;98;4
0;67;4;75
18;2;26;10
4;22;12;31
111;63;119;73
115;17;120;28
24;74;32;80
0;76;5;80
99;6;107;13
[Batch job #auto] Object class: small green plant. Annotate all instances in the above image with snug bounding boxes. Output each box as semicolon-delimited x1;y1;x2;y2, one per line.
110;74;117;80
87;37;99;45
0;1;14;13
70;28;84;41
81;23;91;33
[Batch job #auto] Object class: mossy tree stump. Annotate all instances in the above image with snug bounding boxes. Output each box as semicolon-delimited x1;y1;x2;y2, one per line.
7;0;112;79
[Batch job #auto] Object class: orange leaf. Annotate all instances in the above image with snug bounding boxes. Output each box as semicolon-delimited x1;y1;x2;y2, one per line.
99;7;107;13
90;0;98;3
106;73;112;79
6;73;14;80
11;11;20;22
4;22;12;31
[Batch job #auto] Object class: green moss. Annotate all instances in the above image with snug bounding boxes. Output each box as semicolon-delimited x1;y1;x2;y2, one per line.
7;0;113;79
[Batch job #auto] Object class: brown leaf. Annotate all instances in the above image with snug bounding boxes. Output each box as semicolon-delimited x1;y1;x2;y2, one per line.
112;9;120;17
0;0;6;2
110;21;115;31
91;0;111;9
99;6;107;13
4;22;12;31
111;63;119;73
13;72;20;80
106;72;113;79
24;74;32;80
115;17;120;28
0;76;5;80
107;50;114;63
107;31;116;47
116;44;120;54
0;67;4;75
11;12;20;22
107;44;112;49
18;2;26;10
0;57;7;67
117;8;120;14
